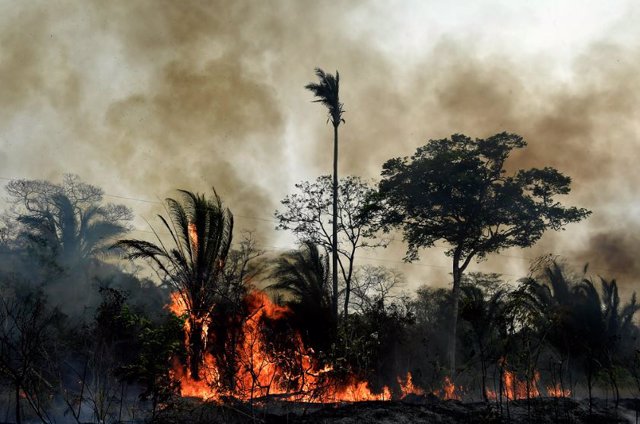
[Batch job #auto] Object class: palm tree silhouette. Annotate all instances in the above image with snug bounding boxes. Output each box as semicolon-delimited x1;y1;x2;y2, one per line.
266;241;335;352
519;264;640;409
305;68;345;321
576;277;640;408
16;191;131;269
114;189;233;380
460;283;505;402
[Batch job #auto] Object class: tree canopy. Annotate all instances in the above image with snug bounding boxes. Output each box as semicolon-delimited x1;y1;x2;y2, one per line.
374;132;591;263
6;174;132;267
371;132;591;374
275;175;387;316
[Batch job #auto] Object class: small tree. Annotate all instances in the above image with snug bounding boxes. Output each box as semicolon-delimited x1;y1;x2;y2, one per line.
459;273;506;401
266;242;334;354
114;189;233;381
350;265;404;315
0;282;63;424
372;132;591;376
275;175;387;316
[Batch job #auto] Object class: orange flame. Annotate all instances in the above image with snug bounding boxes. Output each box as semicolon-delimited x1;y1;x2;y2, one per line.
188;222;198;253
398;372;424;397
168;290;399;402
487;364;540;401
546;383;571;398
433;376;462;400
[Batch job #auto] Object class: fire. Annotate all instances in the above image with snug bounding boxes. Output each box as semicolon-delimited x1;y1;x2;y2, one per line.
168;291;187;317
398;372;424;397
169;291;543;404
170;355;221;401
546;383;571;398
487;365;540;401
429;376;462;400
188;222;198;253
168;289;398;402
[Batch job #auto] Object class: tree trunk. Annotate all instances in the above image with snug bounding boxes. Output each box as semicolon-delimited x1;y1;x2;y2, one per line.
587;362;593;414
343;255;355;318
479;343;488;402
332;124;339;322
343;278;350;318
449;260;462;377
15;382;21;424
189;320;204;380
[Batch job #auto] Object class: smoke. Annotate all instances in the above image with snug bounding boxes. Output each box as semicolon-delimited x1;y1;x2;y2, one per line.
0;1;639;294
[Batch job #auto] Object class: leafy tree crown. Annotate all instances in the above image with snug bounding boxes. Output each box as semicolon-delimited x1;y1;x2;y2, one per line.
374;132;591;262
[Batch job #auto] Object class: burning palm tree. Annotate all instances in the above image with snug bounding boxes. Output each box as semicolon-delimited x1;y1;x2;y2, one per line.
114;189;233;380
267;241;335;352
305;68;345;321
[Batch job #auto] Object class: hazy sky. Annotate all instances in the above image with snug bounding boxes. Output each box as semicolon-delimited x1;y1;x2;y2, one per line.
1;1;639;295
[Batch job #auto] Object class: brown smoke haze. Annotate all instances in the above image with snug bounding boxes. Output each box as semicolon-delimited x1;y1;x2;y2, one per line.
1;1;639;296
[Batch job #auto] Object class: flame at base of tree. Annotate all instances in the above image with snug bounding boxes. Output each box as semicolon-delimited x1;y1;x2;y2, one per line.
484;359;573;400
486;360;540;401
168;290;423;402
397;372;424;397
546;383;571;398
438;376;462;400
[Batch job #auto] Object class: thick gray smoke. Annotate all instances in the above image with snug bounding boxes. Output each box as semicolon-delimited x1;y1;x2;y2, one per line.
1;1;638;296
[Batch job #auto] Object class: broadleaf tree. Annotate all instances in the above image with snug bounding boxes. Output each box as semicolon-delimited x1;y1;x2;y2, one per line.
370;132;591;376
275;175;387;317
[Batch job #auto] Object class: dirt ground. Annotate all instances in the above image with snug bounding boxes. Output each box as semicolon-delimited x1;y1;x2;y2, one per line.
152;396;640;424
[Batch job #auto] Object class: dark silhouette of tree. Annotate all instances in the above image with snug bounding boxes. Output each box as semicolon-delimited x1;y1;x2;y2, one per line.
6;175;132;269
266;241;335;353
0;282;63;424
114;189;233;381
576;277;640;408
371;132;591;376
305;68;345;322
518;263;640;410
459;274;506;401
275;175;387;317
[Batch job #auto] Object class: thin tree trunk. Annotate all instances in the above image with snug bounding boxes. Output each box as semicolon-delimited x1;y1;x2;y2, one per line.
479;343;488;402
609;368;620;409
587;362;593;414
343;277;350;318
332;124;339;322
15;382;21;424
449;261;462;377
343;255;355;318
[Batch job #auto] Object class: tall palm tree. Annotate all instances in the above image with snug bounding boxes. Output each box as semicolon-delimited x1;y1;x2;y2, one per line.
114;189;233;380
305;68;345;321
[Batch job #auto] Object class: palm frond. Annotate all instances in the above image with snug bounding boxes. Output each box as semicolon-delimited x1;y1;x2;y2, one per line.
305;67;345;127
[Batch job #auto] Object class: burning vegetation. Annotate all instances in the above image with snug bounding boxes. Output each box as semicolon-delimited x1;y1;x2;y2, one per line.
0;87;637;422
0;166;638;424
